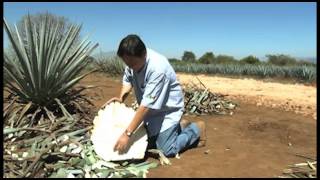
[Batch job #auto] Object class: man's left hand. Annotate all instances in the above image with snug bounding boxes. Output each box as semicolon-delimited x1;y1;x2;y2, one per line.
113;133;130;154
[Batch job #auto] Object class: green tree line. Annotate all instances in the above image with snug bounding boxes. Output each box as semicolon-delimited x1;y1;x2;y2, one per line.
169;51;316;67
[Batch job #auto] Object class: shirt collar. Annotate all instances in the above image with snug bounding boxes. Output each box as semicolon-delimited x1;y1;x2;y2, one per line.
136;48;150;74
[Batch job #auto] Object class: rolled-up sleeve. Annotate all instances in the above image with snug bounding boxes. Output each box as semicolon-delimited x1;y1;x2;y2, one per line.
140;72;170;110
122;66;132;86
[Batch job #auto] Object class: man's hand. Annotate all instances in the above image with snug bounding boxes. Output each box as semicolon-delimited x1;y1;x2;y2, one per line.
101;97;122;108
113;132;130;154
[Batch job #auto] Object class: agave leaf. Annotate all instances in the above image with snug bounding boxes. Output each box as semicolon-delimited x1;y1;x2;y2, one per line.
16;101;32;124
95;169;112;178
4;128;19;135
49;168;68;178
4;15;98;106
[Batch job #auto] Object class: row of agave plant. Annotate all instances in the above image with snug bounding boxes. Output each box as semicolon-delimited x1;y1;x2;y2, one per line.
92;53;125;76
91;56;316;83
3;14;99;127
172;63;316;82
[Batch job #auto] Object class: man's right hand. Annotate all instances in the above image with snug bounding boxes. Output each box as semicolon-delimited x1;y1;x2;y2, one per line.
101;97;122;108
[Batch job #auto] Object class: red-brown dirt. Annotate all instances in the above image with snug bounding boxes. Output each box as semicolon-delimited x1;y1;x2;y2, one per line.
78;72;316;178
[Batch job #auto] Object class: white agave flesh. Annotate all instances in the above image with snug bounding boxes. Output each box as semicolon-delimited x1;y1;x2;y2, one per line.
91;102;148;161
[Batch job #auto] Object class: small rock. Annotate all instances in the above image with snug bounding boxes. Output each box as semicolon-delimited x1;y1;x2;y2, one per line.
204;150;210;154
288;142;292;146
175;153;181;159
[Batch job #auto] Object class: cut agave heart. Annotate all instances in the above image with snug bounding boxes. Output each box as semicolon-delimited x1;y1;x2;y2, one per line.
91;102;148;161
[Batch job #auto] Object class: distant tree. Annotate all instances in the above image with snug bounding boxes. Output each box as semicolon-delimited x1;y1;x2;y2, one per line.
198;52;215;64
296;60;316;66
181;51;196;62
7;12;81;58
168;58;181;62
239;55;260;64
215;55;237;64
266;54;297;66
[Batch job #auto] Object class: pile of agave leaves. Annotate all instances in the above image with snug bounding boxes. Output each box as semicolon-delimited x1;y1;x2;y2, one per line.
2;14;161;178
279;157;317;178
3;99;161;178
132;77;238;115
182;77;237;115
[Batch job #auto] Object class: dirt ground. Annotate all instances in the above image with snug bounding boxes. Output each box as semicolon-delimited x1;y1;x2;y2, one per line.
78;72;317;178
177;73;317;120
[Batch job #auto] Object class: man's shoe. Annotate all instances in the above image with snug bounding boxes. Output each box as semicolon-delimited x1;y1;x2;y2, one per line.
194;121;206;147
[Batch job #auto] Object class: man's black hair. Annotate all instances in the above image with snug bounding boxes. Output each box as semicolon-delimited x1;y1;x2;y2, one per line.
117;34;146;57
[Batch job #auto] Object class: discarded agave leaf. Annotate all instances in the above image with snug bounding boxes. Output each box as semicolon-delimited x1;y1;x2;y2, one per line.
56;134;70;143
228;103;236;109
67;169;83;175
69;143;78;149
84;170;91;178
148;149;171;165
50;168;69;178
21;152;28;158
69;157;82;166
95;169;111;178
71;146;82;154
92;160;119;169
11;153;18;159
59;146;68;153
91;102;148;161
8;133;14;138
67;173;76;178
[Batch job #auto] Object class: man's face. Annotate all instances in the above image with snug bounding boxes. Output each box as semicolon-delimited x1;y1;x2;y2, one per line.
122;55;146;72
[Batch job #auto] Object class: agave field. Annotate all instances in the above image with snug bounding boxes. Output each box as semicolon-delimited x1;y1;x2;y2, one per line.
3;14;316;178
92;53;125;76
172;63;316;83
92;55;316;83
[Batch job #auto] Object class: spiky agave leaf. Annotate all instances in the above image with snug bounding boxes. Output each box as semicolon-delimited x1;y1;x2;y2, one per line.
3;13;98;107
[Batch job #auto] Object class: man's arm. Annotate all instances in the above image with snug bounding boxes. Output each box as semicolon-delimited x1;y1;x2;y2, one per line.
126;105;149;134
119;84;132;102
113;105;149;153
103;84;132;107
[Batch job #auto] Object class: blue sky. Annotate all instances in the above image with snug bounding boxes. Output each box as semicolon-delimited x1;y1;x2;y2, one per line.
3;2;317;60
